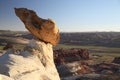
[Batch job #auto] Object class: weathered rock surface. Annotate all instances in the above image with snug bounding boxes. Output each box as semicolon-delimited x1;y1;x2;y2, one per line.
0;39;60;80
54;48;91;65
15;8;59;45
0;74;14;80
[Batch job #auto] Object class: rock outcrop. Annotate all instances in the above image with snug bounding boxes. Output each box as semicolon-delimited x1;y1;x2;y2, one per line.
0;39;60;80
0;8;60;80
14;8;59;45
54;48;91;65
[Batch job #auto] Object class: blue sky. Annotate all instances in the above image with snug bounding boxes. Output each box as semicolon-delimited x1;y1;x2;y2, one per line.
0;0;120;32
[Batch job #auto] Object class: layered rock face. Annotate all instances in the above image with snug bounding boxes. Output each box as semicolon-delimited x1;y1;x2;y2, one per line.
15;8;59;45
0;8;60;80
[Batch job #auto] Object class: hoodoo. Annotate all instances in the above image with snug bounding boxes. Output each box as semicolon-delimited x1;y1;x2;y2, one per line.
0;8;60;80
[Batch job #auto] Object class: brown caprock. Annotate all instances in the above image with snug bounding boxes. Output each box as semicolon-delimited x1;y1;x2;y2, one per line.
14;8;60;45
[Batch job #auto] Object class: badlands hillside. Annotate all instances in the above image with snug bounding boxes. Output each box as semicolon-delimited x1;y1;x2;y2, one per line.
0;31;120;80
1;30;120;47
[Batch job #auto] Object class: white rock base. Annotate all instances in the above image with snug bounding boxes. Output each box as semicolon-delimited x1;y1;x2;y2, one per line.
0;39;60;80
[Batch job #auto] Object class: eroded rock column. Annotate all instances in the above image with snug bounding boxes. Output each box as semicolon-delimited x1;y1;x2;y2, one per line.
14;8;60;80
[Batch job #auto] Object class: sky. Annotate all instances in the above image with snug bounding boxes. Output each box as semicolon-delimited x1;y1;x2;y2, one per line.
0;0;120;32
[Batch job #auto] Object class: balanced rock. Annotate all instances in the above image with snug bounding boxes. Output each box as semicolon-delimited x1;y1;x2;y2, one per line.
14;8;59;45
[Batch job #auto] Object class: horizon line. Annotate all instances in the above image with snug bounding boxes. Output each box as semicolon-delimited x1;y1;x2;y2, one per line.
0;29;120;33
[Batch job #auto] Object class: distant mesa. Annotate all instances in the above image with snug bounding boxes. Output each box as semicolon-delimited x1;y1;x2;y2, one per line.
14;8;60;45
